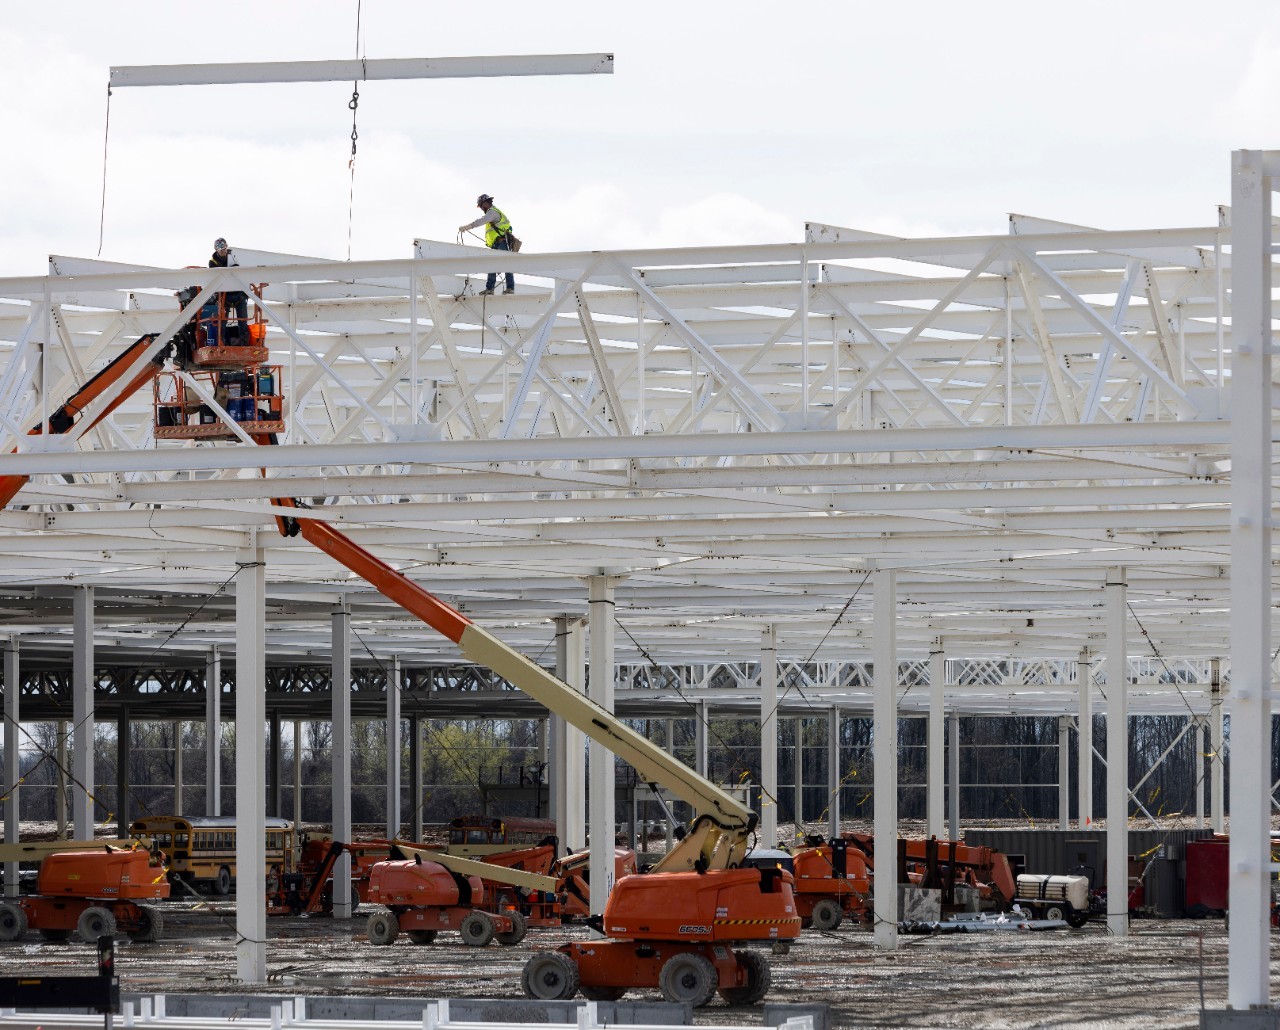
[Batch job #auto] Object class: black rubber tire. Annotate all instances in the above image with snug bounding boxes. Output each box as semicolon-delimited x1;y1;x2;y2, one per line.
76;906;116;942
659;952;719;1007
810;898;843;931
406;929;437;945
459;911;495;947
720;949;771;1006
580;986;627;1001
0;903;27;941
214;866;232;896
127;905;164;943
366;910;400;946
522;952;580;1000
495;910;528;946
39;928;71;942
1066;909;1090;928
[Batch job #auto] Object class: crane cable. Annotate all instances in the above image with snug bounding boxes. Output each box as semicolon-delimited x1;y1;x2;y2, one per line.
346;0;365;261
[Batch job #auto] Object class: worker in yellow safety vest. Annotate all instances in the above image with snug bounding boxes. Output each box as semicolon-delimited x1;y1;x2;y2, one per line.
459;194;516;296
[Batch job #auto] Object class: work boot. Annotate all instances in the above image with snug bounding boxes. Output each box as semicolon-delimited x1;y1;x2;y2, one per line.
503;286;516;295
478;288;494;296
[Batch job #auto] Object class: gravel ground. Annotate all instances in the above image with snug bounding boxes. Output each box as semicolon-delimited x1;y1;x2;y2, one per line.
0;901;1244;1030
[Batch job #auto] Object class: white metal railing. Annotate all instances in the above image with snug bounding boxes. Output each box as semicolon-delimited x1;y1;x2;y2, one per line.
0;996;817;1030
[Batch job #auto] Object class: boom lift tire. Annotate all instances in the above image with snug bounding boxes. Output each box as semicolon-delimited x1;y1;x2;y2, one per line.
76;906;116;941
810;898;843;931
406;929;438;945
128;905;164;943
494;910;528;946
214;866;232;896
366;910;400;946
522;951;580;1000
659;951;719;1007
459;911;495;947
0;903;27;941
719;949;771;1006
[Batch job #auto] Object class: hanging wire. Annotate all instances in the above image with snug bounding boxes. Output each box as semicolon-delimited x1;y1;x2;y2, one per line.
346;0;365;261
96;85;112;256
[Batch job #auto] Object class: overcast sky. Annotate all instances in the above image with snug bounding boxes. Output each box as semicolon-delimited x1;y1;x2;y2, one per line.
2;0;1277;276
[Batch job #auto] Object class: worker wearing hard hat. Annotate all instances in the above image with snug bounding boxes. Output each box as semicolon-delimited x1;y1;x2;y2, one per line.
458;195;517;296
209;237;249;338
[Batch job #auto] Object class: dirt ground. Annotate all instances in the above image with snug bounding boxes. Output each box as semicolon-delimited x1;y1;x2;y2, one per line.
0;902;1245;1030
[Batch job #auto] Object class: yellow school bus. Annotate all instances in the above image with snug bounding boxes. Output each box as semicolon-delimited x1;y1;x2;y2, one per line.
129;815;295;895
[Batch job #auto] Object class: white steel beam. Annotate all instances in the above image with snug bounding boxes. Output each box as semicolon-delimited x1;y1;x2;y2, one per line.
109;54;614;88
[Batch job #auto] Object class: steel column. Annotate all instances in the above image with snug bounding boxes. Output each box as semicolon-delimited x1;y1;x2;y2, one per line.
386;655;401;839
1058;715;1070;830
173;720;183;815
235;543;267;983
588;577;618;914
760;625;779;847
3;640;18;897
1227;149;1274;1010
330;600;353;919
205;647;221;817
552;616;586;853
1105;567;1128;937
873;568;898;950
116;707;130;838
71;586;94;839
947;713;959;841
827;706;841;840
927;644;946;839
1077;650;1094;828
1210;658;1225;834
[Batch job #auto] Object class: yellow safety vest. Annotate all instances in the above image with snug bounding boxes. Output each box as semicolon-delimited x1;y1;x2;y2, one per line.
485;207;512;247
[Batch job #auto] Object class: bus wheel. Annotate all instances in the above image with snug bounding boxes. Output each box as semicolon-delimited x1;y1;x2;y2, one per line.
214;866;232;896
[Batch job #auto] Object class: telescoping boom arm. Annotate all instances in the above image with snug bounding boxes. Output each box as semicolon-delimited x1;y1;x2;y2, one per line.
272;499;756;873
0;330;759;875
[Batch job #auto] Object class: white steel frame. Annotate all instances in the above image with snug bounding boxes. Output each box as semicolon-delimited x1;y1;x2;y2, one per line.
0;176;1275;982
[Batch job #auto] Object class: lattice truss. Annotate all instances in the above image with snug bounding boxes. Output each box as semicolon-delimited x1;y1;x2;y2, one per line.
0;212;1273;716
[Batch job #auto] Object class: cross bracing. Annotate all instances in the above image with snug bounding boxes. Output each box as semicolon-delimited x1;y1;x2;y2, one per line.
0;216;1272;719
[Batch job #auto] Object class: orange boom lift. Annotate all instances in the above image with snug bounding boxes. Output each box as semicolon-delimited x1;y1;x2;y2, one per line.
0;286;800;1006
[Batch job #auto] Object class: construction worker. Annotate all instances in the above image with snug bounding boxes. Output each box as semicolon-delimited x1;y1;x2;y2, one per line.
209;237;249;337
458;195;516;295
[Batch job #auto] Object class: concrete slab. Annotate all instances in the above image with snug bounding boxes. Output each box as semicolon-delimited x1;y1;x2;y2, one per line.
1201;1010;1280;1029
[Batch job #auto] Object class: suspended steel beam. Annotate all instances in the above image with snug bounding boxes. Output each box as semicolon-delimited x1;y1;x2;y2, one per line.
109;54;614;88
